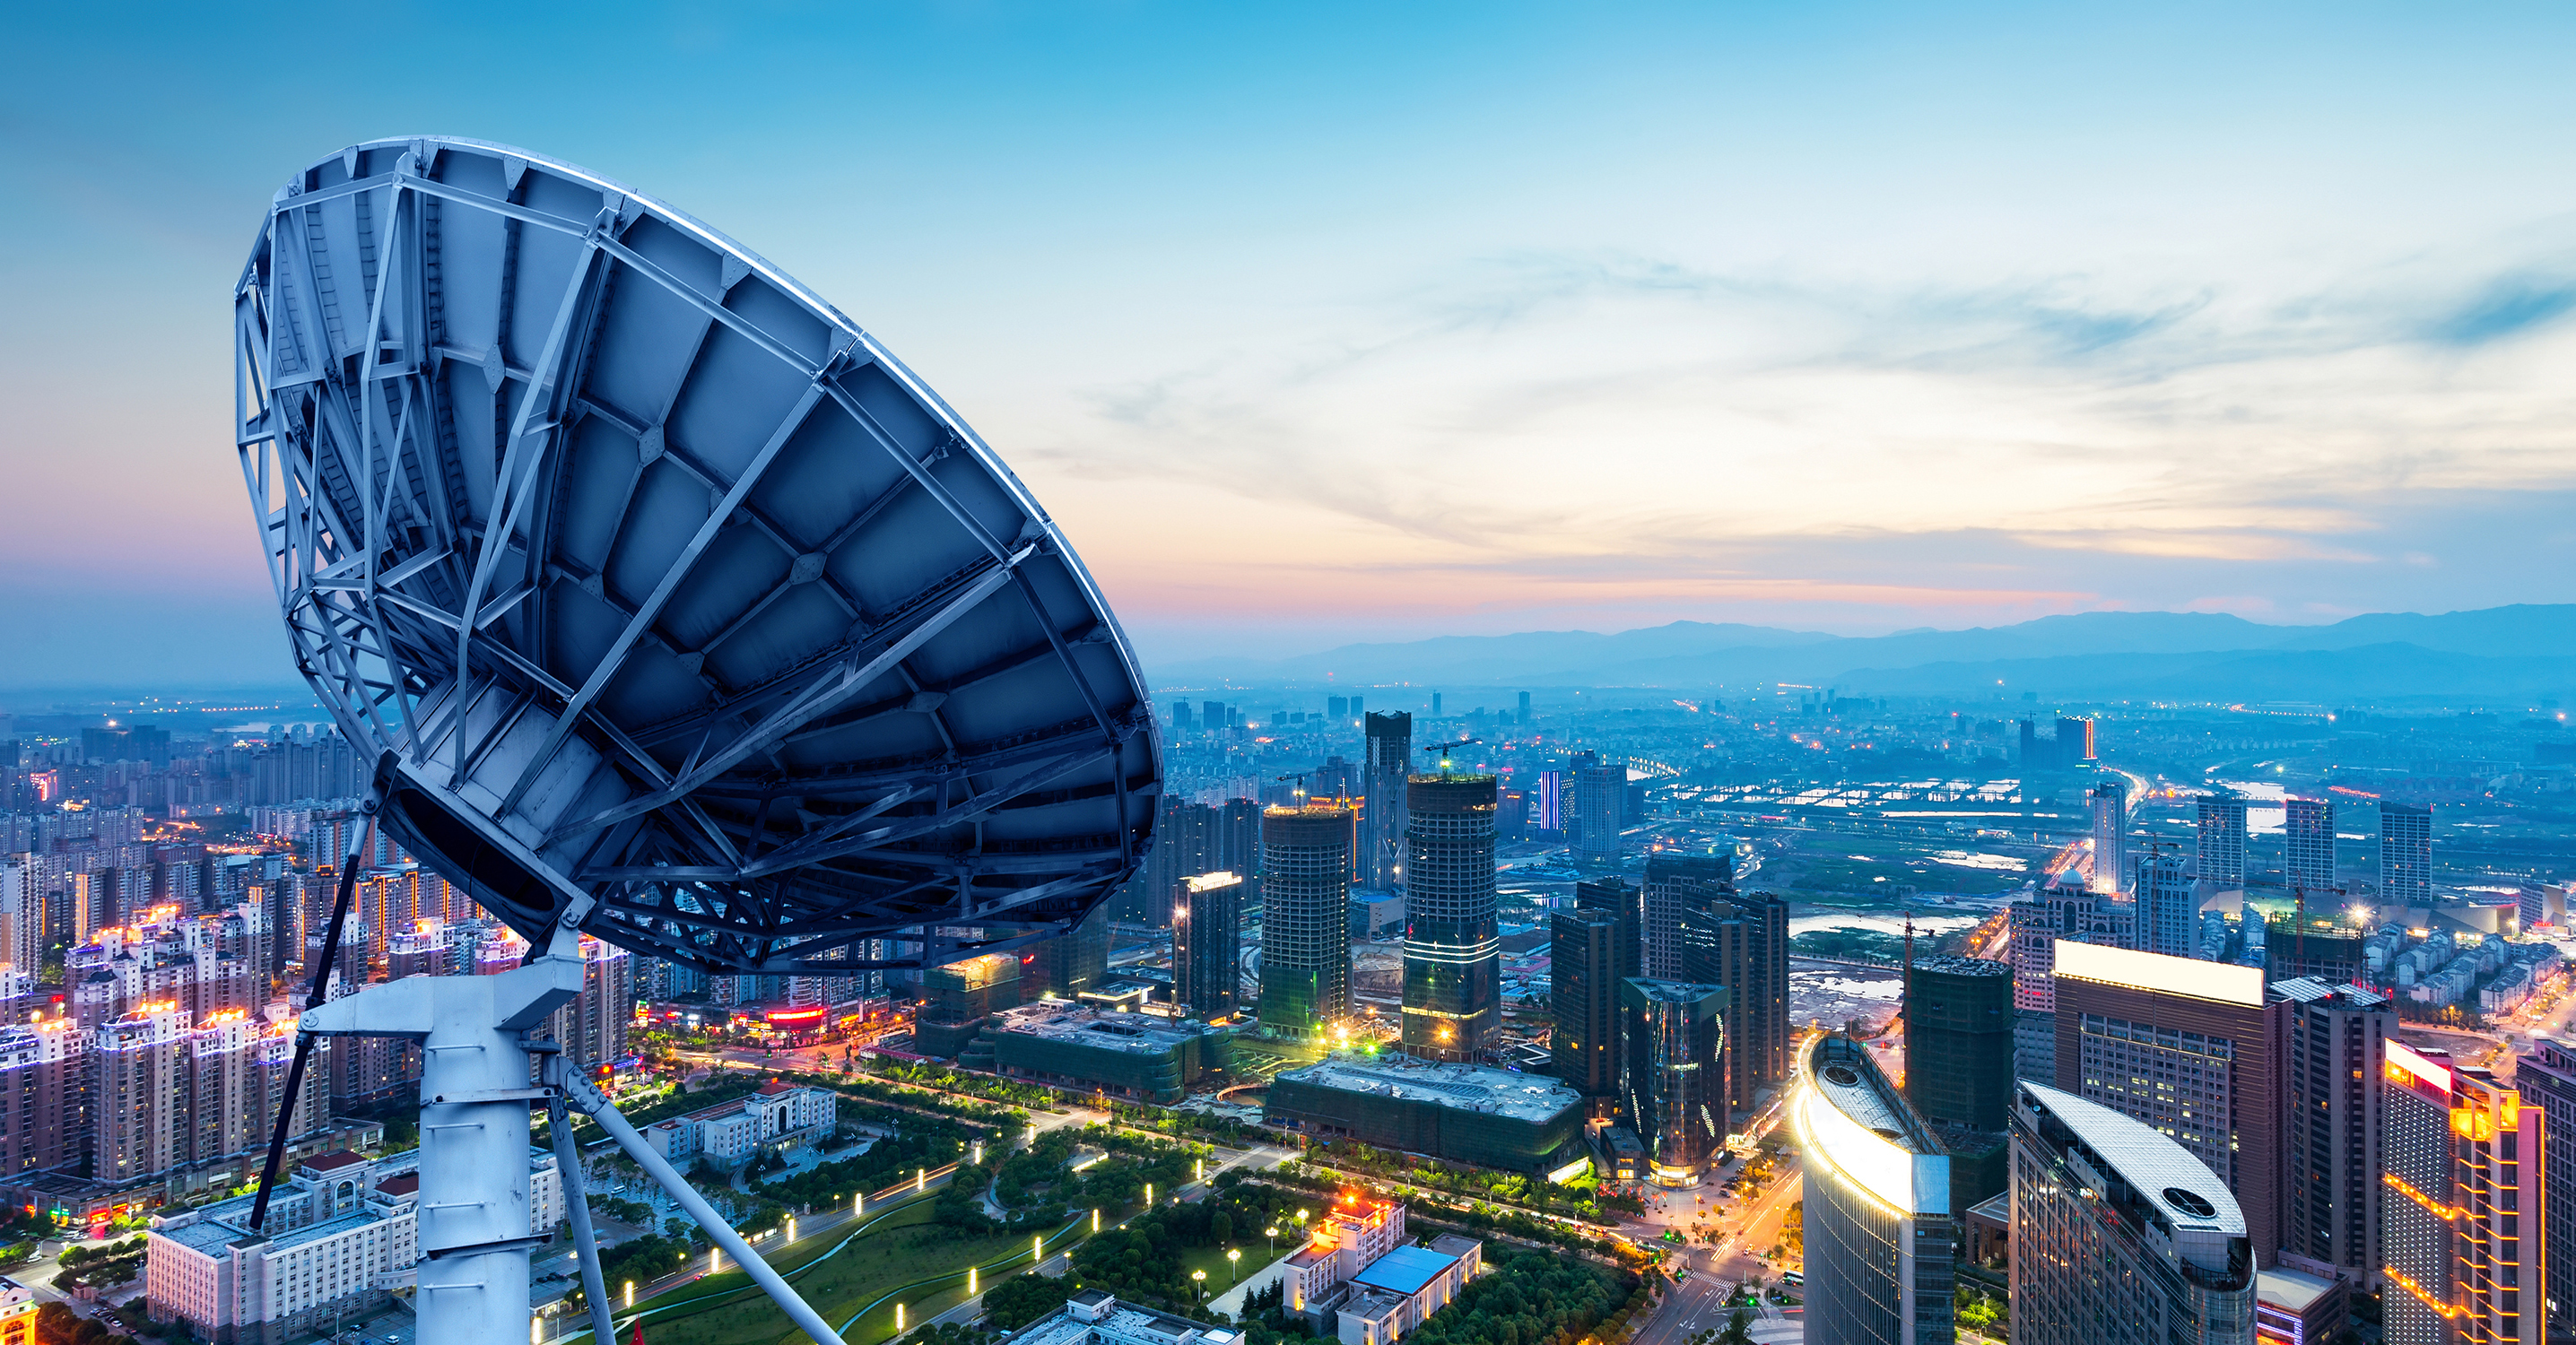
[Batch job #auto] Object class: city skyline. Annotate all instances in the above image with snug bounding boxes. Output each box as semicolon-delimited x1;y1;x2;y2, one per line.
7;4;2576;684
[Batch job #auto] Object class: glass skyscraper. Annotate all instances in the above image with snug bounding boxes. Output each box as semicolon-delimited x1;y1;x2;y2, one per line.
1172;870;1244;1020
1797;1033;1954;1345
1619;977;1726;1186
1401;773;1499;1059
2009;1080;2253;1345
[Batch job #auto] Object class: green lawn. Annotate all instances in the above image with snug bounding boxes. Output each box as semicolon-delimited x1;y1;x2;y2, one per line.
1177;1240;1293;1301
605;1193;1137;1345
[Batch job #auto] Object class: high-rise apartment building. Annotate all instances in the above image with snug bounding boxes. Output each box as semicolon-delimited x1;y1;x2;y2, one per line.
1402;774;1499;1058
539;935;632;1071
2135;851;2197;959
93;1002;188;1185
1362;713;1413;889
0;1019;80;1176
2053;941;2280;1264
0;860;37;975
2514;1037;2576;1326
2380;803;2432;907
1905;956;2013;1132
1619;978;1726;1186
1173;871;1245;1020
1797;1034;1955;1345
2091;779;2129;895
2384;1041;2544;1345
1643;851;1731;980
1550;909;1624;1105
1571;757;1626;864
1655;861;1789;1111
1258;804;1355;1037
2270;978;2389;1285
2284;798;2336;897
1575;876;1640;985
2009;1080;2255;1345
2197;794;2249;889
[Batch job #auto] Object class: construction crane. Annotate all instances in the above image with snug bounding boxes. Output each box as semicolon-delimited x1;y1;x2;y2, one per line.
1275;773;1310;804
1423;738;1480;775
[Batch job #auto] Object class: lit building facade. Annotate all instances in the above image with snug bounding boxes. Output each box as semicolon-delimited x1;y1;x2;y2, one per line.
2382;1040;2543;1345
2515;1037;2576;1327
2009;1080;2254;1345
1549;909;1623;1104
2135;852;2196;960
2271;978;2389;1286
1259;804;1355;1037
2091;780;2129;896
1400;774;1499;1059
1619;978;1725;1185
2053;941;2280;1265
2284;799;2336;897
2197;794;2249;889
1571;758;1626;864
1172;870;1245;1020
2380;803;2432;908
1362;713;1412;889
1797;1034;1954;1345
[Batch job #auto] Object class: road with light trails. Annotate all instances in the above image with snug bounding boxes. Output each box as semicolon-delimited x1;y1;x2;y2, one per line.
1624;1156;1807;1345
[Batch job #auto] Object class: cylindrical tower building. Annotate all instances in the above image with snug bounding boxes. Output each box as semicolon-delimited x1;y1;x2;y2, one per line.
1402;773;1498;1059
1258;805;1354;1038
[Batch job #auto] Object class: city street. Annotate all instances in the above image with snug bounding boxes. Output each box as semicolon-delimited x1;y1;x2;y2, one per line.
1622;1157;1807;1345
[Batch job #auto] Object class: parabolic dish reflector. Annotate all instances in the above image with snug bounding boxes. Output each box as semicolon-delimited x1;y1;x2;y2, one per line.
233;136;1160;974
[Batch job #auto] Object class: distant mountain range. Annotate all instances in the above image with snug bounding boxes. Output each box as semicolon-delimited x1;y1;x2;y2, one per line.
1153;604;2576;702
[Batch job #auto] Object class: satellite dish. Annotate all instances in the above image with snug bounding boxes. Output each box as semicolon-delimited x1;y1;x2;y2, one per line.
234;136;1161;974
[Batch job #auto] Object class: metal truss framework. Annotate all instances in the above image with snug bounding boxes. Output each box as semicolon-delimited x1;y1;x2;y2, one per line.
235;137;1161;975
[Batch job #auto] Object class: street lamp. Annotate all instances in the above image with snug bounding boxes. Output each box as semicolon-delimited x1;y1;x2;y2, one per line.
1266;1226;1279;1254
1193;1269;1207;1301
1228;1248;1242;1283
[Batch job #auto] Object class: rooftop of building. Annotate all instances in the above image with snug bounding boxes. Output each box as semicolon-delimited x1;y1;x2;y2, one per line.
1013;1298;1238;1345
1274;1054;1580;1124
1353;1244;1467;1296
992;1002;1220;1054
1807;1038;1938;1158
1621;977;1721;1005
2052;939;2265;1008
2267;978;2390;1009
2015;1080;2242;1237
302;1150;364;1172
1909;956;2007;978
2256;1267;2339;1313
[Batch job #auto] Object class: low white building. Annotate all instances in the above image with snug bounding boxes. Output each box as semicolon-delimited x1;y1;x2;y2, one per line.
1335;1237;1482;1345
645;1080;836;1162
145;1147;561;1344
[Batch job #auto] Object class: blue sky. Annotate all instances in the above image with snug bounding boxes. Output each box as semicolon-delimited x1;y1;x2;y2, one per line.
5;2;2576;687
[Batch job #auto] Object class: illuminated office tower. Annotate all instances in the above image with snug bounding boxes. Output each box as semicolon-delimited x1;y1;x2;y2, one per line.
1401;773;1499;1059
1551;909;1624;1103
2009;1080;2254;1345
1173;871;1245;1020
2284;798;2336;897
2271;978;2389;1284
1620;978;1726;1186
1362;713;1413;889
1797;1034;1955;1345
2383;1041;2544;1345
2091;780;2129;895
2197;794;2248;889
2380;803;2432;907
1572;756;1626;864
2135;852;2197;959
2052;941;2281;1264
1258;804;1354;1037
2515;1037;2576;1327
